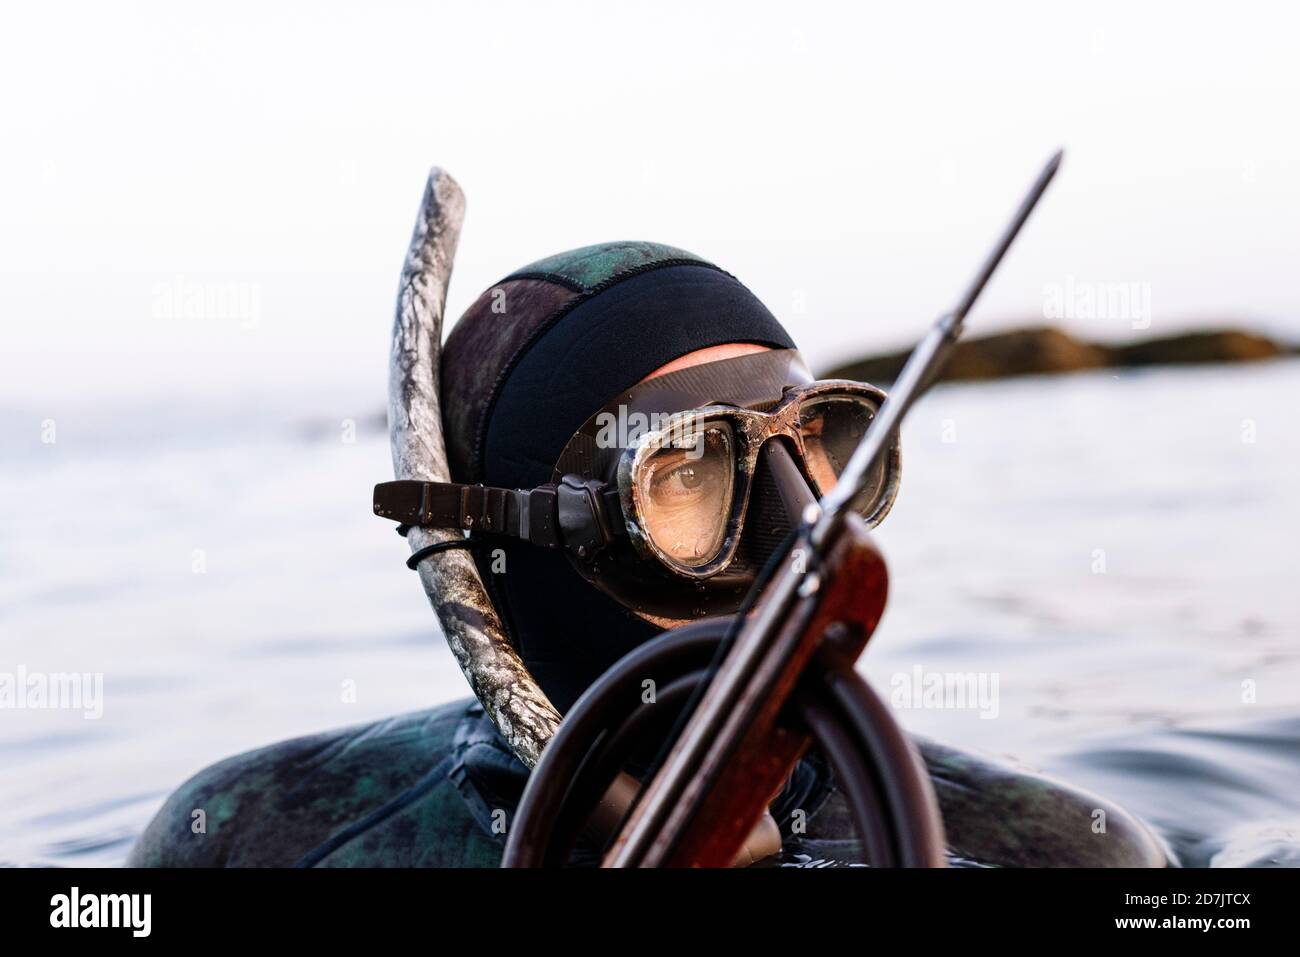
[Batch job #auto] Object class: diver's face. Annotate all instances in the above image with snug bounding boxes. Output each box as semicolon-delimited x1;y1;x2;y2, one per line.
553;343;828;623
549;341;900;623
632;342;799;577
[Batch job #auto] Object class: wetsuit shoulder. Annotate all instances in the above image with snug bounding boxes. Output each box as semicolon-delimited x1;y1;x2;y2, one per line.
128;700;503;868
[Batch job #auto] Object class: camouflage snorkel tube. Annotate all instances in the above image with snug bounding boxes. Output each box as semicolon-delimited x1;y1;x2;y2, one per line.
387;168;561;768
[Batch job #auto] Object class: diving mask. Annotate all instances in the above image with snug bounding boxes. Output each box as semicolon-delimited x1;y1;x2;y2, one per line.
374;349;901;621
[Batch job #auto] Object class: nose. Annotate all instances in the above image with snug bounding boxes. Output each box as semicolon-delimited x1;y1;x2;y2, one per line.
757;439;819;526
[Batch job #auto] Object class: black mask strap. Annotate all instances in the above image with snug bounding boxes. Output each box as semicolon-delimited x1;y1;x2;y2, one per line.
373;478;623;556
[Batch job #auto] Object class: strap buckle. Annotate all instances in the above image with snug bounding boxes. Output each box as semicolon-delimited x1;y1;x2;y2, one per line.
556;475;616;558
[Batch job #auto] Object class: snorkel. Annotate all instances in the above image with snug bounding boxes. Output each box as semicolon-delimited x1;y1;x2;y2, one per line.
387;168;561;768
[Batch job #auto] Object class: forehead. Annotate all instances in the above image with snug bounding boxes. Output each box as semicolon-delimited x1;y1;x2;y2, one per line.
638;343;774;384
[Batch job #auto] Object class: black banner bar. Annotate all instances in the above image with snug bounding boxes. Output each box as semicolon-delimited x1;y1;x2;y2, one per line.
0;866;1288;944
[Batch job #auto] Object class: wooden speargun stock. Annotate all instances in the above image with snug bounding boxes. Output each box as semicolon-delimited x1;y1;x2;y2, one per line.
604;151;1064;867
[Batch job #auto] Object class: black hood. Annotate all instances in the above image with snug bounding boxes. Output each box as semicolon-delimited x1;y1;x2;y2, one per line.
441;247;794;711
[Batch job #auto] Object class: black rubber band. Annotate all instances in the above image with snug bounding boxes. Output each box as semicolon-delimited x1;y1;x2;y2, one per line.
406;539;475;570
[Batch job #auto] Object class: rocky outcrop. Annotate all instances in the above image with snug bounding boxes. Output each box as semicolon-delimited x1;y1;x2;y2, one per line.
1111;329;1283;367
825;326;1289;384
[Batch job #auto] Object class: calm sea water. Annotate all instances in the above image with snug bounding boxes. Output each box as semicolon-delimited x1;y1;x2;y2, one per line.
2;359;1297;866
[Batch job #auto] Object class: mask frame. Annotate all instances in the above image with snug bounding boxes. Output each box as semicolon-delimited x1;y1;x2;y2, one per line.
611;379;898;580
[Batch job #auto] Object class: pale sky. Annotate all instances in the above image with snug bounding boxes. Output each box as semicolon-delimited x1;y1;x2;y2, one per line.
2;1;1297;402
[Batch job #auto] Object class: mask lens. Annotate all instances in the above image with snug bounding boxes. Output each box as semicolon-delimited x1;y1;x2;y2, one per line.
637;422;735;568
799;394;877;498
